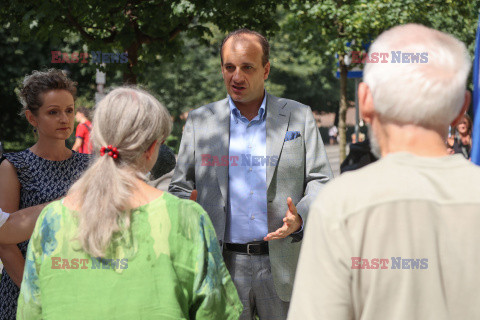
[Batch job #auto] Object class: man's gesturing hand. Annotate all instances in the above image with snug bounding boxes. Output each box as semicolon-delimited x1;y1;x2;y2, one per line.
264;197;302;241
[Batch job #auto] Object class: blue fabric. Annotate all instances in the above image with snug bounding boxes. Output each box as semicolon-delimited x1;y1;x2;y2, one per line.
226;94;268;243
471;13;480;165
285;131;301;141
0;149;90;320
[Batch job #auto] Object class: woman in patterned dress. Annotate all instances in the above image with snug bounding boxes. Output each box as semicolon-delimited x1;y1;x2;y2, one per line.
17;87;242;319
0;69;90;319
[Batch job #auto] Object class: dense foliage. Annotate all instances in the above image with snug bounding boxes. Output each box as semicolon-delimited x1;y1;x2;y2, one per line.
0;1;478;155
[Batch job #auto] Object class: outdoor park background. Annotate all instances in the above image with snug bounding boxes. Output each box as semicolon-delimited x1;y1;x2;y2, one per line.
1;0;480;281
1;1;480;163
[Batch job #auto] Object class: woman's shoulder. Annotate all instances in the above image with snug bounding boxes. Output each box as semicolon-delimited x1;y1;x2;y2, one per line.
36;200;76;235
30;200;69;255
70;151;92;169
162;192;206;217
32;200;65;237
71;151;92;162
1;149;30;168
145;192;209;231
39;200;68;221
162;193;216;237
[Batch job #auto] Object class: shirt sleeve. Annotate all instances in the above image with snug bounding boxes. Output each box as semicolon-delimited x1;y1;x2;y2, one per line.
190;205;243;320
291;219;304;235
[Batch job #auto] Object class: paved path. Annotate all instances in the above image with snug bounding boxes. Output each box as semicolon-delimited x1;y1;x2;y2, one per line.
324;144;341;178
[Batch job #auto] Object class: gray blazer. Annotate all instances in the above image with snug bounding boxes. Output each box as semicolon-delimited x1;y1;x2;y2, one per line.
168;92;333;301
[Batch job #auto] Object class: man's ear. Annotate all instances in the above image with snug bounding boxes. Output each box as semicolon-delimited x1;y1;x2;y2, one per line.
263;61;271;80
220;64;225;80
145;140;158;160
450;90;471;127
25;110;37;128
359;82;374;124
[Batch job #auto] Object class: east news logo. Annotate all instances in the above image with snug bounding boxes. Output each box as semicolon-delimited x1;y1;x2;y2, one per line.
351;257;428;269
51;51;128;64
51;257;128;270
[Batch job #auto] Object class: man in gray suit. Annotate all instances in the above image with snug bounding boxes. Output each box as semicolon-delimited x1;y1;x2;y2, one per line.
169;29;333;319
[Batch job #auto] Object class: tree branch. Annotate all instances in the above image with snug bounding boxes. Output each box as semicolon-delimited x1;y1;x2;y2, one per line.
65;9;118;43
64;10;96;41
168;16;194;41
123;1;194;45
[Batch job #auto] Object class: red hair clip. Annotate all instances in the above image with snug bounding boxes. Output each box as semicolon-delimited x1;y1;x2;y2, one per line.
100;145;119;159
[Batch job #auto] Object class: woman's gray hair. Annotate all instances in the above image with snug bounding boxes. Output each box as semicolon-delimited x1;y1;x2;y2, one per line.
69;87;172;257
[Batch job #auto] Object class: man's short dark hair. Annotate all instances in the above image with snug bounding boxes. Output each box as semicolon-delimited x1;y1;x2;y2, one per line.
220;29;270;67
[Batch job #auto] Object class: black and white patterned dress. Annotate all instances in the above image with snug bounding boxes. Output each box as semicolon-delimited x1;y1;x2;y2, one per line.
0;149;90;319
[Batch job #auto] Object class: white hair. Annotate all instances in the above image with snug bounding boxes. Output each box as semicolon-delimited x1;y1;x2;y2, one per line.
69;87;172;257
364;24;471;130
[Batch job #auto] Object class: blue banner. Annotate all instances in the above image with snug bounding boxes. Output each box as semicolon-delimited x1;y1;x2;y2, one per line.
471;14;480;164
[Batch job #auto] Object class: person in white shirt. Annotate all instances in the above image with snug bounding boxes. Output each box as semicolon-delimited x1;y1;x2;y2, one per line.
0;210;8;228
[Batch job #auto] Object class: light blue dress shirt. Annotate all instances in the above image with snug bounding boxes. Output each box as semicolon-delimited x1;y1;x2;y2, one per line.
225;94;268;244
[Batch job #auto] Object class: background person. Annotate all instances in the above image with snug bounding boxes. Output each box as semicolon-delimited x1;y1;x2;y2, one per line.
72;105;92;154
447;113;472;158
340;137;378;173
0;69;90;319
147;144;177;191
17;87;242;320
289;24;480;320
328;125;338;145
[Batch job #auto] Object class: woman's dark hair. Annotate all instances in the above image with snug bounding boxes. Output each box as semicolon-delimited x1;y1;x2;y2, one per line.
18;69;77;116
460;114;473;136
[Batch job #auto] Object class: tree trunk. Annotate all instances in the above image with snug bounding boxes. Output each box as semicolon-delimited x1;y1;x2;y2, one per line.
123;70;137;84
338;55;348;162
123;43;139;84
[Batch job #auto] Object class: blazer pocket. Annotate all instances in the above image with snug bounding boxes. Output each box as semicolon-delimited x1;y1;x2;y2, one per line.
282;136;302;153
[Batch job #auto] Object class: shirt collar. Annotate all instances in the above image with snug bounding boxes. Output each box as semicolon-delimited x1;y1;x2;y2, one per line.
228;91;267;121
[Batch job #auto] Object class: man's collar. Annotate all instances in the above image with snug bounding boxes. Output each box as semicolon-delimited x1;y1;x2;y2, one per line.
228;91;267;120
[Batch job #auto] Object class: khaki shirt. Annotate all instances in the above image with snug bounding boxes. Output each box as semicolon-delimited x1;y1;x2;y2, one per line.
289;153;480;320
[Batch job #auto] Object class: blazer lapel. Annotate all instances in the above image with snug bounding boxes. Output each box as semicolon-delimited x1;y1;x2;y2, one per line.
266;93;290;190
210;99;230;205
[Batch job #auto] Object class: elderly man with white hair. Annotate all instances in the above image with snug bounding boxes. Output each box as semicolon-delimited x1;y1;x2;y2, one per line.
288;24;480;320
